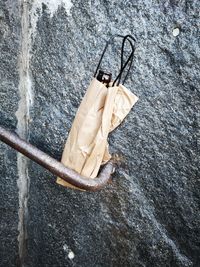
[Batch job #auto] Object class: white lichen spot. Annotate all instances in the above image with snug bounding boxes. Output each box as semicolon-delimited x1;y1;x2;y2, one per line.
68;251;75;260
173;27;180;37
63;244;68;251
63;245;75;260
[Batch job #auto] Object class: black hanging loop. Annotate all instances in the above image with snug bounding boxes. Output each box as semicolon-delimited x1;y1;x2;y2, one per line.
112;35;136;86
94;34;136;87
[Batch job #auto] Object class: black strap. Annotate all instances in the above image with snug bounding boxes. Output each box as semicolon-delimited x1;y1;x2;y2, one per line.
94;34;136;87
113;35;136;86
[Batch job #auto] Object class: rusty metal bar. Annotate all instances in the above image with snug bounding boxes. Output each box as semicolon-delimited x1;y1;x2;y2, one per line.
0;126;114;191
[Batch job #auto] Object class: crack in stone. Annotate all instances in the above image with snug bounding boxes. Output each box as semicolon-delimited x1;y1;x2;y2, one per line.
15;1;33;266
15;1;72;265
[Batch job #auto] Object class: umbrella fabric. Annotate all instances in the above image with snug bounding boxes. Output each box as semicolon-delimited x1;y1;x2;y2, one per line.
57;77;138;189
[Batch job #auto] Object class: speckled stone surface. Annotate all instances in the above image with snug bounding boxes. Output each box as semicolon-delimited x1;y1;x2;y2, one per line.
0;1;20;266
0;0;200;266
26;1;199;267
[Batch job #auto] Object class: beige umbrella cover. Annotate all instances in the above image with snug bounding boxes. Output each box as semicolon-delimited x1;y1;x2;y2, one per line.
57;77;138;189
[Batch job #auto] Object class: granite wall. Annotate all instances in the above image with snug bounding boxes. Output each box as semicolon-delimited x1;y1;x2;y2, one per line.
0;0;199;266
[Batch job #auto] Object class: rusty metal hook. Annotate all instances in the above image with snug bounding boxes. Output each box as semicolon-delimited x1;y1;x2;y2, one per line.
0;126;114;191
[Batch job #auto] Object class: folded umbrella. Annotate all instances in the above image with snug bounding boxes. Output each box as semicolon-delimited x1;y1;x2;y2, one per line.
57;35;138;189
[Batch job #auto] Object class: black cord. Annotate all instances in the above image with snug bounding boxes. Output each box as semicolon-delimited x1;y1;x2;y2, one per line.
112;35;135;86
94;34;136;87
120;35;136;84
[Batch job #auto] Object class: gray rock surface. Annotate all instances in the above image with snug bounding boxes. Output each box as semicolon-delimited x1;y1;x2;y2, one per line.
0;1;20;266
0;0;200;266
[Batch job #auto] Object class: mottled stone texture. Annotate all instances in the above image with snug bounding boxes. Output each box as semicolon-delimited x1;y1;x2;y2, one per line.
0;1;20;266
26;1;200;266
0;0;200;266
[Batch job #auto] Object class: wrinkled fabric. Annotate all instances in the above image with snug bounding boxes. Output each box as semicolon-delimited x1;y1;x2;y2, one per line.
57;78;138;189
